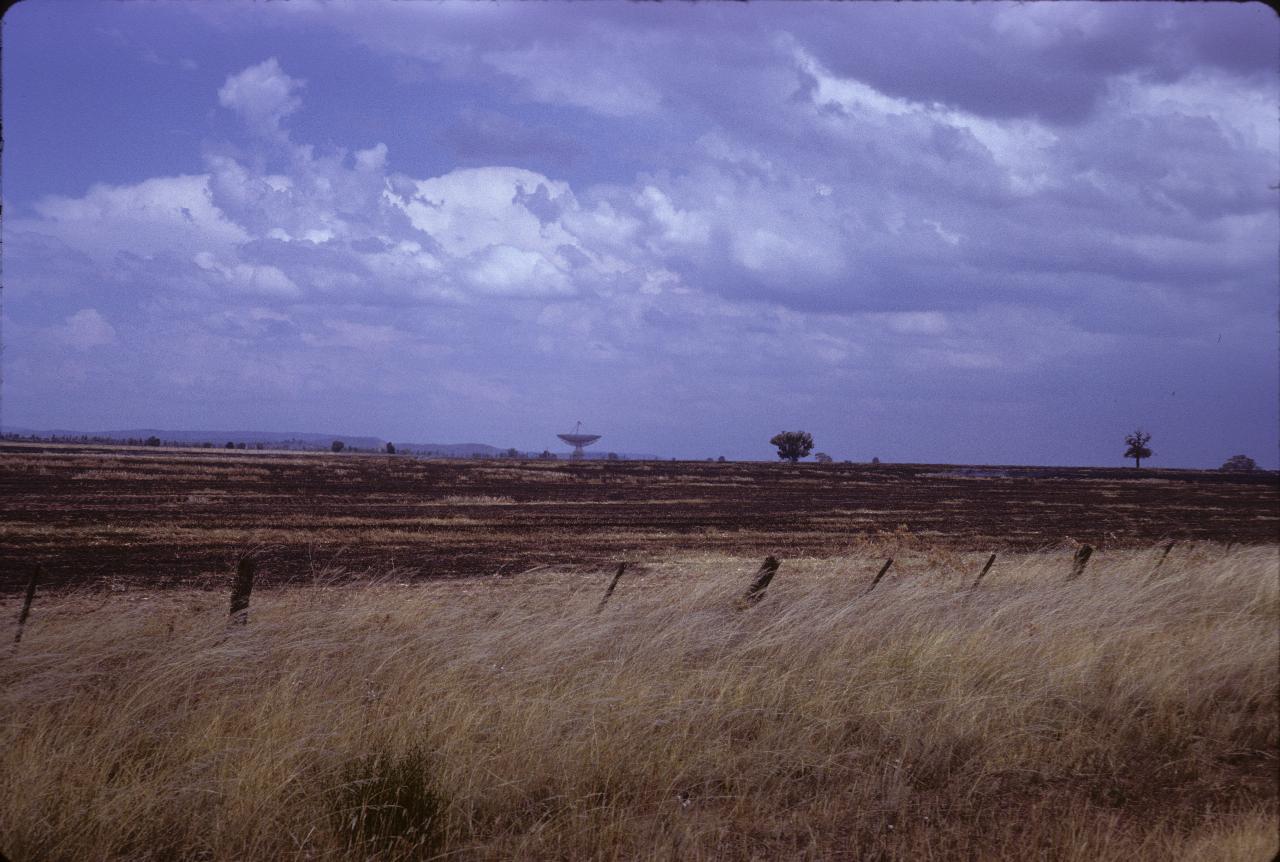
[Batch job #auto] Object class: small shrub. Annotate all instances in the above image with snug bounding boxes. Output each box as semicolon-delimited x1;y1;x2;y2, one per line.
332;441;346;453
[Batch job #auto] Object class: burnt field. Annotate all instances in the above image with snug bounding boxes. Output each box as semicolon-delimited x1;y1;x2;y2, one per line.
1;442;1276;591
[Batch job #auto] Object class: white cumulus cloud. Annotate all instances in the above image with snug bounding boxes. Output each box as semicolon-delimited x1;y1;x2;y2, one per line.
217;57;305;139
54;309;117;350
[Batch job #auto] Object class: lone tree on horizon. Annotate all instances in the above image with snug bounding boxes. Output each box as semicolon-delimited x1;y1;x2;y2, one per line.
1124;429;1152;468
770;431;814;463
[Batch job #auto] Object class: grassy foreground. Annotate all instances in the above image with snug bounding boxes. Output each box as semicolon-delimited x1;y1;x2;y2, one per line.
2;546;1277;860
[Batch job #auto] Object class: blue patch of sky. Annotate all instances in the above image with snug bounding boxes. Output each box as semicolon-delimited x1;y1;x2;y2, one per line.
3;0;658;212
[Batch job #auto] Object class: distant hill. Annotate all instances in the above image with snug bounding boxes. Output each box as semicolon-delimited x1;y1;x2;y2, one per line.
396;442;503;457
4;427;387;451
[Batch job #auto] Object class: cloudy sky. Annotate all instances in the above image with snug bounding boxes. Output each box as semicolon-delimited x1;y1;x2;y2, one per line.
3;1;1277;465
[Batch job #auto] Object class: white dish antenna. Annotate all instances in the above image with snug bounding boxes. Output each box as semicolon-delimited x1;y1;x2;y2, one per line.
556;420;601;459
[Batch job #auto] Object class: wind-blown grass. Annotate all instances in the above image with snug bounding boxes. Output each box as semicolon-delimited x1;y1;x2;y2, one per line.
2;546;1276;860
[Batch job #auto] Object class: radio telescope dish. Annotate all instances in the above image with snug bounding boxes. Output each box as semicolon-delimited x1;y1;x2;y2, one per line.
557;421;601;460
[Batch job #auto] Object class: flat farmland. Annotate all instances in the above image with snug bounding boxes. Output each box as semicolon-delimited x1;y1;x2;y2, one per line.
1;442;1276;591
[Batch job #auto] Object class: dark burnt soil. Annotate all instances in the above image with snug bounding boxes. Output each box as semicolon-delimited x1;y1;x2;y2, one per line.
1;443;1276;591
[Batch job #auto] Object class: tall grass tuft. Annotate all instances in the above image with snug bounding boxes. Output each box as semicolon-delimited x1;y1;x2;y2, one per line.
0;545;1276;860
334;746;445;857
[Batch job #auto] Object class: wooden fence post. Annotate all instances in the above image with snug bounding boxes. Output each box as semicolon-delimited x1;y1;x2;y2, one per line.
1066;545;1093;581
1149;541;1176;578
743;556;781;605
13;565;41;646
229;556;257;624
597;562;628;612
864;558;894;596
970;553;997;589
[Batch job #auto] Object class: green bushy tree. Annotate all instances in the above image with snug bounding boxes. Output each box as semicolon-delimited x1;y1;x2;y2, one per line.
770;431;814;463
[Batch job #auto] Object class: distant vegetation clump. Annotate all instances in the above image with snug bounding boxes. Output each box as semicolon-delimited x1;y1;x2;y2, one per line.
813;452;833;464
1220;454;1257;472
770;431;814;463
331;441;345;453
385;442;396;455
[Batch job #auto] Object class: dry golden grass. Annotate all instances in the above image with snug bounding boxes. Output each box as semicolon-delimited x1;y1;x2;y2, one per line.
1;546;1276;860
436;496;517;506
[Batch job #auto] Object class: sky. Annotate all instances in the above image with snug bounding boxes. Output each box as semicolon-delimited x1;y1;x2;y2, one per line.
2;0;1277;466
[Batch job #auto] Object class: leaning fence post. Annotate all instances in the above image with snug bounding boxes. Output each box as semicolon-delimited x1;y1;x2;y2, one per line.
13;565;41;646
1066;545;1093;581
970;553;997;589
742;556;781;606
864;558;893;596
229;556;257;624
597;562;628;612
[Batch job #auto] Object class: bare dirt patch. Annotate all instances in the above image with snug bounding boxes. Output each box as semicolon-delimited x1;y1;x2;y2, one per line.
1;442;1275;590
